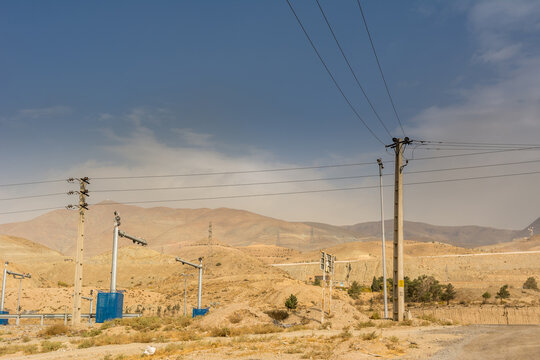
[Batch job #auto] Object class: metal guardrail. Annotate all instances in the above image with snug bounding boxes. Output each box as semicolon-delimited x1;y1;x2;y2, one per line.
0;313;141;326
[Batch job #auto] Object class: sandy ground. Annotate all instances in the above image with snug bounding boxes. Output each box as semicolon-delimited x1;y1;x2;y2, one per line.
2;325;538;360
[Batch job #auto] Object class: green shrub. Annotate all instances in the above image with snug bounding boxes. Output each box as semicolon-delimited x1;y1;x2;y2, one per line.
285;294;298;310
523;277;538;290
57;281;69;287
496;285;510;300
441;283;456;305
482;291;491;303
348;281;364;299
406;275;443;303
265;309;289;321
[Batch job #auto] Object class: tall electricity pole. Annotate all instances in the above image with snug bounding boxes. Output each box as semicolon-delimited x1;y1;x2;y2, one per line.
68;177;89;326
386;138;409;321
377;159;388;319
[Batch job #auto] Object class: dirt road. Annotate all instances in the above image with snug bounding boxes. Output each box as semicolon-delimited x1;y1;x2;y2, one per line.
427;325;540;360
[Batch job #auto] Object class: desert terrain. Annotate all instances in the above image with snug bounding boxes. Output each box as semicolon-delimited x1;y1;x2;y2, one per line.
0;205;539;359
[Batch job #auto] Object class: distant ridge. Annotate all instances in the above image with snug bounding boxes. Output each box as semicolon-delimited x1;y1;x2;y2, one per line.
342;218;536;248
0;201;534;255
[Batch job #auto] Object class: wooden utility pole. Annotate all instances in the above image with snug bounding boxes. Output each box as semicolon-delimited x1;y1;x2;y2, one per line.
69;177;89;326
388;138;409;321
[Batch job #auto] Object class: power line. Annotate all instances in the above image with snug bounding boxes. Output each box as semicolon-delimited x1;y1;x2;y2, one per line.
0;206;66;216
87;168;540;207
0;179;65;188
1;145;539;191
315;0;392;138
2;157;539;200
0;192;66;202
417;140;540;147
284;0;386;145
356;0;405;137
413;147;540;151
91;160;379;180
91;158;540;194
92;174;380;193
409;146;540;161
3;168;540;216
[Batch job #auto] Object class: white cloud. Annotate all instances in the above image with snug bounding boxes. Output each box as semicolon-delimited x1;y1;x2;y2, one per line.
402;0;540;229
172;128;214;147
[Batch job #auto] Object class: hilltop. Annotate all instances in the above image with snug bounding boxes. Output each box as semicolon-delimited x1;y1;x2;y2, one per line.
0;202;535;256
342;219;530;248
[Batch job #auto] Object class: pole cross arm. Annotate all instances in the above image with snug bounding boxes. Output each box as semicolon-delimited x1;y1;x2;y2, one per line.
6;271;31;279
118;230;147;246
175;257;202;269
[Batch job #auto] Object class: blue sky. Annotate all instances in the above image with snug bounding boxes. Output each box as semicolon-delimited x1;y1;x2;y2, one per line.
1;1;540;229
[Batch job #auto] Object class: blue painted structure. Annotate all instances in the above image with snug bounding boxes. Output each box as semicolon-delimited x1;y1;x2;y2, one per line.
96;292;124;323
192;307;209;318
0;311;8;325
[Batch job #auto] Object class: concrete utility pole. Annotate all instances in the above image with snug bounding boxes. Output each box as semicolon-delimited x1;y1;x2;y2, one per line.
377;159;389;319
176;257;203;309
111;211;147;293
320;251;326;324
68;177;89;326
386;138;409;321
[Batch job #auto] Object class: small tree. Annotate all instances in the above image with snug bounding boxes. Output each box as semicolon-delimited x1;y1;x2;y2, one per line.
348;281;362;299
496;285;510;301
441;283;456;305
285;294;298;311
371;276;381;292
523;277;538;291
313;278;321;286
482;291;491;303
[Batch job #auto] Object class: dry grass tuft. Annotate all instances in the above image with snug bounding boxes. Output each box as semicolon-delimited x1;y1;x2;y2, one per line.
355;320;375;329
38;324;70;337
361;331;379;341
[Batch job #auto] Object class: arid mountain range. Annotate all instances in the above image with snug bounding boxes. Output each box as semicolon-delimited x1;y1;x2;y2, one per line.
0;201;535;256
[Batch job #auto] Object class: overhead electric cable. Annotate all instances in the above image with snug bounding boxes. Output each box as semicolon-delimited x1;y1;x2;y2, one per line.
409;146;540;161
87;168;540;207
91;158;540;194
0;179;65;188
0;192;66;202
0;206;66;216
356;0;406;137
315;0;392;138
417;140;540;147
3;168;540;216
285;0;385;145
92;174;380;193
91;160;380;180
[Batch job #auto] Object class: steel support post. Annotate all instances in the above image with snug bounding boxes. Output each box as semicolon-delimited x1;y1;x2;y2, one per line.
0;262;7;312
111;222;119;293
197;259;203;309
378;159;389;319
